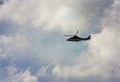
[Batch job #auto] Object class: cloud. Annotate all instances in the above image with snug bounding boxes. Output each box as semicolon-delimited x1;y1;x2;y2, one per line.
6;66;38;82
0;34;28;59
52;0;120;80
0;0;119;82
0;0;4;5
0;0;113;33
0;20;19;35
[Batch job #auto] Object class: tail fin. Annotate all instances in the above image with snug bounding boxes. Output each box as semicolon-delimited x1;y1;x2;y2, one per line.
88;35;91;40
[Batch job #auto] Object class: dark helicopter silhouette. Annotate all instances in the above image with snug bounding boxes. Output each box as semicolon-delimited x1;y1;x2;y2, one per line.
64;31;91;42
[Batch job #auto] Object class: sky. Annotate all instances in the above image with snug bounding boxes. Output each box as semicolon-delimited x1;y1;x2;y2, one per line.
0;0;120;82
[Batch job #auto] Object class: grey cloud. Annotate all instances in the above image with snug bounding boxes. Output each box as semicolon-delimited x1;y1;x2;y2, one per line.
0;0;4;5
0;20;18;35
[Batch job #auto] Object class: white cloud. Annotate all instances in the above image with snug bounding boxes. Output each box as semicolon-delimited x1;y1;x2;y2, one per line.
53;23;120;81
0;0;112;33
0;0;119;81
52;0;120;80
6;66;38;82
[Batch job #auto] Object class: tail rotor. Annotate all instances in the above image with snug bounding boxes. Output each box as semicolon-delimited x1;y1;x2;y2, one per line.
88;35;91;40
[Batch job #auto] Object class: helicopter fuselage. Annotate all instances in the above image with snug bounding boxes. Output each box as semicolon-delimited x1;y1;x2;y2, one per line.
67;35;90;42
64;31;91;42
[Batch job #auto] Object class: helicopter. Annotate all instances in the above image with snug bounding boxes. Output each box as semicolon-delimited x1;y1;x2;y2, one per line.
64;31;91;42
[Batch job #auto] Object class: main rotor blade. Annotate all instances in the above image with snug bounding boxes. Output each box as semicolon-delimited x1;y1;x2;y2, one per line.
75;31;79;35
64;35;74;36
